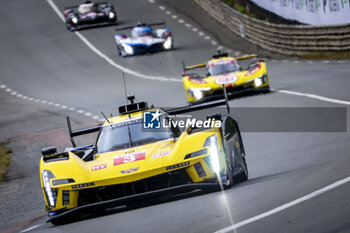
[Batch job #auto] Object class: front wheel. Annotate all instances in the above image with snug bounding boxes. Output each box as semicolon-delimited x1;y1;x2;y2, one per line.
234;155;248;182
66;23;72;31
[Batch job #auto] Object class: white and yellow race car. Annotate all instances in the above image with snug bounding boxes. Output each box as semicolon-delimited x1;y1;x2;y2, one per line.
183;52;270;103
39;96;248;224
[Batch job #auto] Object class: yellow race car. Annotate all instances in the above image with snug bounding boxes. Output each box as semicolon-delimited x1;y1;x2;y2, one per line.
39;96;248;224
183;51;270;103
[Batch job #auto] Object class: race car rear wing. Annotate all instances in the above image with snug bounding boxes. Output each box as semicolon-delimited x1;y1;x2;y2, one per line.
183;54;258;72
236;54;258;60
66;117;102;147
166;99;226;115
115;22;167;31
65;1;109;10
183;62;207;72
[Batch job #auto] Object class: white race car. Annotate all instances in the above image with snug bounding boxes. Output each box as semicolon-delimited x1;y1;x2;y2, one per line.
115;22;173;57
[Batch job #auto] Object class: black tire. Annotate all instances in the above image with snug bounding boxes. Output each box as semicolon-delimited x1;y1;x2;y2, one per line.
232;131;248;183
223;165;234;189
234;155;248;182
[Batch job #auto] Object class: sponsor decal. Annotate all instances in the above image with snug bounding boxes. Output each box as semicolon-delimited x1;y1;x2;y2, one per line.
143;110;221;130
188;77;207;84
120;167;139;174
152;150;170;158
235;141;240;148
215;75;238;85
113;151;146;166
208;59;236;66
245;64;261;76
92;163;107;171
143;110;162;129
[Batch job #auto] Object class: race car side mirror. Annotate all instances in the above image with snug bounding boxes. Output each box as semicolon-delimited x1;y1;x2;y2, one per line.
41;147;57;156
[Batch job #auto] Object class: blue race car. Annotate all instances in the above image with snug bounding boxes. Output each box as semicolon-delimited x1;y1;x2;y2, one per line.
115;22;173;57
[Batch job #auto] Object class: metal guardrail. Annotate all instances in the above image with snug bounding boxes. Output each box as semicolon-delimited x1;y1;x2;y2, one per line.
194;0;350;55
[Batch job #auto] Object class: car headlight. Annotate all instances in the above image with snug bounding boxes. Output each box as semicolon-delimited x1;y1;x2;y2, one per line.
42;170;58;207
71;17;78;24
108;12;115;19
188;87;211;100
209;136;220;174
203;135;221;175
254;75;267;87
123;44;134;54
163;37;172;49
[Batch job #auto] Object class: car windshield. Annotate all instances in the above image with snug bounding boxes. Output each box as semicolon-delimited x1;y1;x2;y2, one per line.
96;119;172;154
207;62;239;76
78;3;95;14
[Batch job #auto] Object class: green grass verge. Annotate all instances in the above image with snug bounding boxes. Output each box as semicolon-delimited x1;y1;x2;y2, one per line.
0;142;12;182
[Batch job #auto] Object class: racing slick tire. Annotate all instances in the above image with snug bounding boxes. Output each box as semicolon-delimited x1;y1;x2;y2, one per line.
235;155;248;182
234;132;248;182
229;129;248;184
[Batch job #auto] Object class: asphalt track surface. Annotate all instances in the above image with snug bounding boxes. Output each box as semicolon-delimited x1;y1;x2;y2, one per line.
0;0;350;232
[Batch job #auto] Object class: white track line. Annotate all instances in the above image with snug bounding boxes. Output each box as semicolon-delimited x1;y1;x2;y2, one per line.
20;224;41;233
46;0;180;82
277;89;350;106
0;83;103;123
214;175;350;233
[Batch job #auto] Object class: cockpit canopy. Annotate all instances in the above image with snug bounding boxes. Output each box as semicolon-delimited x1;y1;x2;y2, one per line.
207;59;240;76
131;27;153;38
78;3;94;14
96;118;175;154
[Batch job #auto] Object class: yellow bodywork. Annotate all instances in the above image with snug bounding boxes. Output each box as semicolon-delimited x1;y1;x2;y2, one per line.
39;110;228;213
183;54;270;103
